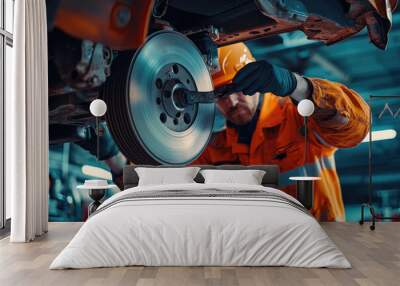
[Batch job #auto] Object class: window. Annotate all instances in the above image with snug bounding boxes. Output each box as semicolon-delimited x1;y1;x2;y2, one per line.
4;43;11;220
1;0;13;232
5;0;13;33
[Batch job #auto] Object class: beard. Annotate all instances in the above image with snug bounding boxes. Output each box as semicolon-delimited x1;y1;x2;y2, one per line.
226;102;255;126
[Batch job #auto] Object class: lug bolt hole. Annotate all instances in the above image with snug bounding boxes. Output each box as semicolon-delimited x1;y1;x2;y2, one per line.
172;64;179;74
173;118;179;125
155;78;163;89
184;113;191;124
186;79;190;84
164;90;171;98
160;113;167;123
176;112;181;118
156;97;161;105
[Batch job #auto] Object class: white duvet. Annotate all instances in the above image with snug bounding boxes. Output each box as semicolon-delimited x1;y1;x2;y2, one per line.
50;183;350;269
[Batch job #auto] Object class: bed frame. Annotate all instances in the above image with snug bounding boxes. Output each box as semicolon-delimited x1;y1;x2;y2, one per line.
123;165;280;190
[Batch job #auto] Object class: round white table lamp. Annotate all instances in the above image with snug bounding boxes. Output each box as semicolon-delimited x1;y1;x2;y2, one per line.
297;99;315;174
295;99;318;208
89;99;107;160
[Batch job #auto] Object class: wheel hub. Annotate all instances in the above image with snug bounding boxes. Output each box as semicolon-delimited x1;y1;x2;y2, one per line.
155;63;197;132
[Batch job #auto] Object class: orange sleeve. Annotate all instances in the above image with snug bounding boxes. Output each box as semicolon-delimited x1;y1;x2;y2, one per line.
307;78;370;148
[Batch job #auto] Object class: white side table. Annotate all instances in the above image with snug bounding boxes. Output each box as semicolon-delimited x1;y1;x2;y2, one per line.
77;181;117;216
289;177;320;210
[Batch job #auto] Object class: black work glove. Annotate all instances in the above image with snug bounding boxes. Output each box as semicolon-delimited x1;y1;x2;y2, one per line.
232;60;297;96
75;123;119;161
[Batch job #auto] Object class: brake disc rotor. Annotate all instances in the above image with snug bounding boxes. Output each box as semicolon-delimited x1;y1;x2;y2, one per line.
103;31;215;165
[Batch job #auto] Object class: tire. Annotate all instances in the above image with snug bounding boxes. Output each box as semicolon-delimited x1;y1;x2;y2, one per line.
101;51;158;164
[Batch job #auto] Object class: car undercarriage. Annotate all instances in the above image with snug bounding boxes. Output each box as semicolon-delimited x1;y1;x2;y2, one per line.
47;0;396;165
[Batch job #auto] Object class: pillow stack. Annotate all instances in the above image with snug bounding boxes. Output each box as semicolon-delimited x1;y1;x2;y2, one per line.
135;167;266;186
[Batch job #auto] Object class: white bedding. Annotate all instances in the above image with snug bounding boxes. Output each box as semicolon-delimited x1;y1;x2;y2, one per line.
50;183;350;269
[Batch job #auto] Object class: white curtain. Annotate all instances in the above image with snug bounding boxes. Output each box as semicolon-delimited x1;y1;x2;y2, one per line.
7;0;49;242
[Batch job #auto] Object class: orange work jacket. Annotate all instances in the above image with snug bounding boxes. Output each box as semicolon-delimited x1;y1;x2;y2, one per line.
193;78;370;221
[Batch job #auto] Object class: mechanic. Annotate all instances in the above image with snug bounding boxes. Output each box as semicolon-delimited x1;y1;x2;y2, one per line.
193;42;370;221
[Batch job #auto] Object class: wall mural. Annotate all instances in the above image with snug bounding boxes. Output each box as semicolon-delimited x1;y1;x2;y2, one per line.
46;1;400;222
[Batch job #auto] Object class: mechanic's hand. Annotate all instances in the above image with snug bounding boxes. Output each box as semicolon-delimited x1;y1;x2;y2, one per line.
232;60;297;96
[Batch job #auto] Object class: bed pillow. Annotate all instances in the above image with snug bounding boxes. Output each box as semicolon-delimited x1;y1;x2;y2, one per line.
200;169;266;185
135;167;201;186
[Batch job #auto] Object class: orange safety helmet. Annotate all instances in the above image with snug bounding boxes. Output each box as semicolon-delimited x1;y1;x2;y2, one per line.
212;42;255;88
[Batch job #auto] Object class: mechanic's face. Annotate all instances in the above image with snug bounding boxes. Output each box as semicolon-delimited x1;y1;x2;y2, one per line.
216;92;260;126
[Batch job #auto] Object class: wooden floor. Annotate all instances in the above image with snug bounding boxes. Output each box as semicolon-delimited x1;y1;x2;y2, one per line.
0;222;399;286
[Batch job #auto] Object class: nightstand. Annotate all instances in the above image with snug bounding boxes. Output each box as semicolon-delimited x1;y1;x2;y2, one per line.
77;180;117;216
289;176;320;210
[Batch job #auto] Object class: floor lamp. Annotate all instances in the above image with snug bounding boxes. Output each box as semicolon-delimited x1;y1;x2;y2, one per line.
358;95;400;231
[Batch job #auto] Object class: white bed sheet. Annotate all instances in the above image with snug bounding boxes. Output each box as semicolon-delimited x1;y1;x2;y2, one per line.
50;183;350;269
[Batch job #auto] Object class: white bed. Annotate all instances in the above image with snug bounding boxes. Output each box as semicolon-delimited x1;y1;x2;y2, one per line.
50;183;350;269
